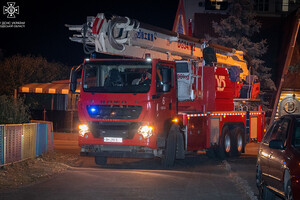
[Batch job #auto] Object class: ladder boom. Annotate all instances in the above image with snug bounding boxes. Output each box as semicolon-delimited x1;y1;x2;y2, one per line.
66;13;249;79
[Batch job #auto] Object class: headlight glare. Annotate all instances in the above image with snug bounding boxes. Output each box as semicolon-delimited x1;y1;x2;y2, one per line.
138;125;153;138
79;124;89;136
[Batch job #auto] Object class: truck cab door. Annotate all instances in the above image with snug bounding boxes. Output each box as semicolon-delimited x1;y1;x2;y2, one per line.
153;62;177;133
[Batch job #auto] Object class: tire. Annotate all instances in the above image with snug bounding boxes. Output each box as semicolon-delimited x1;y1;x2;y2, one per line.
217;126;233;159
95;156;107;165
161;126;177;168
285;180;293;200
256;165;263;199
176;131;185;160
262;185;275;200
233;127;244;156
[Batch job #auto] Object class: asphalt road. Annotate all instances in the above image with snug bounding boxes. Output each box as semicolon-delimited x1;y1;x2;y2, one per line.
0;133;260;200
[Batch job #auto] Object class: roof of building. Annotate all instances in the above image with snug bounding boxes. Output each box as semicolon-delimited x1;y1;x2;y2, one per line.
18;80;80;94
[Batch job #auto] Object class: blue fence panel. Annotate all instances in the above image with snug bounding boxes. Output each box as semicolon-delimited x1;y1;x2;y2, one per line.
36;123;47;156
0;125;4;165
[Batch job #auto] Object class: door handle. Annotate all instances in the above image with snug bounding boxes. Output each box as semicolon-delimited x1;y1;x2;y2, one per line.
151;94;160;99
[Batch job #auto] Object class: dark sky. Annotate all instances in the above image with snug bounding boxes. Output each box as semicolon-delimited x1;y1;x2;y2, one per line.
0;0;179;66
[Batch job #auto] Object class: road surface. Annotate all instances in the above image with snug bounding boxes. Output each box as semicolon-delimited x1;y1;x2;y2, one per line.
0;133;260;200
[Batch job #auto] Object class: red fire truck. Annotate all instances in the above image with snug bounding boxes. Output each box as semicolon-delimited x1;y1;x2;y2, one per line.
67;13;264;166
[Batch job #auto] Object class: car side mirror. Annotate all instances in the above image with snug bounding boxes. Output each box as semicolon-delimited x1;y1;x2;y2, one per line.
269;140;284;150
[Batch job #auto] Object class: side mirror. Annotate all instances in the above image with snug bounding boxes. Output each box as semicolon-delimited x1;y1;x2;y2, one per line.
269;140;284;150
162;67;171;92
70;65;81;93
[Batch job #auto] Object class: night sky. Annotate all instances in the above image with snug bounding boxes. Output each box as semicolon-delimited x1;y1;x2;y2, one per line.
0;0;179;66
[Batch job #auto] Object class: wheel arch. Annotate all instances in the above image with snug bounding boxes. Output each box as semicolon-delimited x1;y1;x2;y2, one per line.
157;118;181;148
159;118;175;138
222;122;246;133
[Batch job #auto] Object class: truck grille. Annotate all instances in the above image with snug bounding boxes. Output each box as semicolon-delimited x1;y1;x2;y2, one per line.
88;121;141;139
87;105;142;119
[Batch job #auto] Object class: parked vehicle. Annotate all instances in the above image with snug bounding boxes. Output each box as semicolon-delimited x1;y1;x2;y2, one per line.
256;114;300;200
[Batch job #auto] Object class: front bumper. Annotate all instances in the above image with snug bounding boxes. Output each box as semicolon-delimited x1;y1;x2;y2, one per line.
80;144;157;158
79;130;157;149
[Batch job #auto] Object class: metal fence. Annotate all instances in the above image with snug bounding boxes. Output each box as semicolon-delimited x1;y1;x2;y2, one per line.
0;122;54;166
22;123;37;160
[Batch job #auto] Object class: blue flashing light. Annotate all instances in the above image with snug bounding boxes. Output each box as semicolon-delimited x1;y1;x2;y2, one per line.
88;105;98;114
91;53;96;59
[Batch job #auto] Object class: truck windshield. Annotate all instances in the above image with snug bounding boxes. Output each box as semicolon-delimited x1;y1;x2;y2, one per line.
83;60;152;93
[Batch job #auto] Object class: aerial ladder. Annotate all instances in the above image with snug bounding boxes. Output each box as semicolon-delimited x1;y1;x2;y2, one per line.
67;13;260;106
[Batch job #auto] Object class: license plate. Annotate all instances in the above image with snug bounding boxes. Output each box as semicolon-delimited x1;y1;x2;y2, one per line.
104;137;123;143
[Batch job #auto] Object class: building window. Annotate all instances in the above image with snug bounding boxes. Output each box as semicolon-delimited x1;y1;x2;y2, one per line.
282;0;289;12
205;0;228;10
255;0;269;11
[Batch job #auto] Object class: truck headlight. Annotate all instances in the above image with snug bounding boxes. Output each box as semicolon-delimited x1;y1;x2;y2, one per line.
138;125;153;138
79;124;89;136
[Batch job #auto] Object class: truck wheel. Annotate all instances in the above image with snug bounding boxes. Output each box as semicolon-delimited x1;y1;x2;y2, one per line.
161;126;177;168
218;126;233;159
233;127;244;156
176;131;185;160
95;156;107;165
